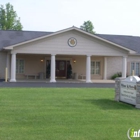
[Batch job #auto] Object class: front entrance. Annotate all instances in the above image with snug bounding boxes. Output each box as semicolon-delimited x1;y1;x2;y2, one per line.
56;60;66;78
46;60;70;78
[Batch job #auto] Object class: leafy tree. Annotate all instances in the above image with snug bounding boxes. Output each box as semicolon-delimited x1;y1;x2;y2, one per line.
80;20;95;34
0;3;23;30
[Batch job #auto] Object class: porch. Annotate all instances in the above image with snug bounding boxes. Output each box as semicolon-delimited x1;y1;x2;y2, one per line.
7;53;127;83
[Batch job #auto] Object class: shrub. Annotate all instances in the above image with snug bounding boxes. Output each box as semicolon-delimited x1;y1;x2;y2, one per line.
111;72;122;79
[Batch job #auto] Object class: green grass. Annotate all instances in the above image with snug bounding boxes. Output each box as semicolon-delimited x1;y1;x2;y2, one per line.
0;88;139;140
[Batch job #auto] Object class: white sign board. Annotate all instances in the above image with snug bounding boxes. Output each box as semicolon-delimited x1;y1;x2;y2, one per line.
120;81;136;105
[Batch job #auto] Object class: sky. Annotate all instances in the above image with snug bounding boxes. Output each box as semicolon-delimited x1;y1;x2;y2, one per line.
1;0;140;36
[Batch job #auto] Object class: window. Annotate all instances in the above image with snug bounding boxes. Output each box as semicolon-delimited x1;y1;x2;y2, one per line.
91;61;101;74
16;59;24;74
131;62;140;76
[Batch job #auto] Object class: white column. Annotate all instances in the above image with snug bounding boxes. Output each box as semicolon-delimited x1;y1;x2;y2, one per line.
86;55;92;83
122;56;127;78
104;57;107;80
50;54;56;82
10;53;16;82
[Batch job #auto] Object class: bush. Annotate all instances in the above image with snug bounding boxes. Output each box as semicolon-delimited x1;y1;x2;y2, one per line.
111;72;122;79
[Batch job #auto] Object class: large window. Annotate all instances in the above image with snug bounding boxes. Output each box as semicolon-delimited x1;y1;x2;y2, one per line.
91;61;101;74
16;59;24;74
131;62;140;76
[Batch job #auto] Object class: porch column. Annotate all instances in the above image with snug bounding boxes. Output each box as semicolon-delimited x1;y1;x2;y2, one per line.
86;55;92;83
10;53;16;82
122;56;127;78
50;54;56;82
104;57;107;80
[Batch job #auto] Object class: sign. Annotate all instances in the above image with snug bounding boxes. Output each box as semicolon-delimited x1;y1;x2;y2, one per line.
120;81;136;105
115;76;140;109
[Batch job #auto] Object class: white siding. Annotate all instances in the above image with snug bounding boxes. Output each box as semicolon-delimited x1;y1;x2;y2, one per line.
12;30;128;56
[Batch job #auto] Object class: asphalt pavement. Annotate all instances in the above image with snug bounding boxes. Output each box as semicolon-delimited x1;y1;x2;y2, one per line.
0;82;115;88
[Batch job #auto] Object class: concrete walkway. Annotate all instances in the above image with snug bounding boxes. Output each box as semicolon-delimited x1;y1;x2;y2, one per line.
16;79;115;83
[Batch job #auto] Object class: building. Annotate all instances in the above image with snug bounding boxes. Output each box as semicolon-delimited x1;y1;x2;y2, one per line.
0;26;140;82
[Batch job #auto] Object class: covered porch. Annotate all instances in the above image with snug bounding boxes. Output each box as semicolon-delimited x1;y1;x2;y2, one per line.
7;53;127;83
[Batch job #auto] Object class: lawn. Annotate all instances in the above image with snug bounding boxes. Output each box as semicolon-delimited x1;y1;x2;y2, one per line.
0;88;139;140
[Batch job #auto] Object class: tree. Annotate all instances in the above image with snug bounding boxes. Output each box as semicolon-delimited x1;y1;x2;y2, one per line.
80;20;95;34
0;3;23;30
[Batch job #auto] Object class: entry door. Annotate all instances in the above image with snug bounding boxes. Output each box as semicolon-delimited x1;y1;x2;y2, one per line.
56;60;66;77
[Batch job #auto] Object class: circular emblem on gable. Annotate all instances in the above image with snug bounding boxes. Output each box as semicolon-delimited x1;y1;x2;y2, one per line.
68;37;77;47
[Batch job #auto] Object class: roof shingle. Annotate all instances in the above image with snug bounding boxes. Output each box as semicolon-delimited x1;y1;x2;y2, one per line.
0;30;140;54
0;30;53;50
95;34;140;53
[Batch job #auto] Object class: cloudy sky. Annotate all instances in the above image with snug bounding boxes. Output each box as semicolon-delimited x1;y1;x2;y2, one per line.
1;0;140;36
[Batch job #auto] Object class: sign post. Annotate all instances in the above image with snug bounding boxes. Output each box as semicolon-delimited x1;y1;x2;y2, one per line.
5;67;8;82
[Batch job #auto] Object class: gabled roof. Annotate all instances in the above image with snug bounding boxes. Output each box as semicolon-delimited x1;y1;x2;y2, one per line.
0;26;139;54
0;30;53;50
95;34;140;54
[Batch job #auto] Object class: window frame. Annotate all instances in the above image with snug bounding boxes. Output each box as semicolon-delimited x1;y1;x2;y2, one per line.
16;59;25;74
130;62;140;76
91;61;101;75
